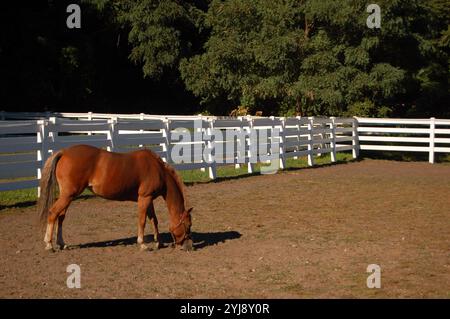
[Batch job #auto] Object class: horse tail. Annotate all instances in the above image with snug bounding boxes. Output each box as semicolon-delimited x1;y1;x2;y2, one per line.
37;150;63;228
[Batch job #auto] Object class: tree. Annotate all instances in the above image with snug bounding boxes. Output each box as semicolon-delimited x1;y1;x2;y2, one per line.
180;0;449;117
1;1;448;117
411;0;450;117
88;0;209;78
180;0;308;115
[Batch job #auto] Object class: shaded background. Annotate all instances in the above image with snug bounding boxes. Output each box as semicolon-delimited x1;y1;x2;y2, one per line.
0;1;448;117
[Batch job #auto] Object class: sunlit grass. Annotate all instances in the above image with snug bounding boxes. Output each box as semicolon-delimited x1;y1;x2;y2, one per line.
0;188;93;209
181;152;354;183
0;188;37;207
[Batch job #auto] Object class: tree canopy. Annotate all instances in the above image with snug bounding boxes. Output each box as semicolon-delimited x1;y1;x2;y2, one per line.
180;0;449;117
1;1;448;117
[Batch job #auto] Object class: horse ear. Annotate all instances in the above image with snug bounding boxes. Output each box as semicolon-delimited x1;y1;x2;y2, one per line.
187;207;194;214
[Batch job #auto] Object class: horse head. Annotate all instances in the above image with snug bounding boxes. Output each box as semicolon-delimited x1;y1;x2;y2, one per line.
169;207;194;251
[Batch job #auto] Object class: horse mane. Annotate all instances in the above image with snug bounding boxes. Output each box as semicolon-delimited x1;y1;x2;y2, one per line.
163;161;186;208
143;149;187;208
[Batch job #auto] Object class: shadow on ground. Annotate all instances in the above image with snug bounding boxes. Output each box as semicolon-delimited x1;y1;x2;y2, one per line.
361;150;450;163
0;200;37;211
69;230;242;250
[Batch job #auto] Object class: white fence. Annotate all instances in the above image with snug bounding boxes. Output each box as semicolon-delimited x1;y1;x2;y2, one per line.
0;114;357;193
1;112;449;195
356;117;450;163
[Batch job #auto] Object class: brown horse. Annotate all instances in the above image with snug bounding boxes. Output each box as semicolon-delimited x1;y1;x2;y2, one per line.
37;144;193;252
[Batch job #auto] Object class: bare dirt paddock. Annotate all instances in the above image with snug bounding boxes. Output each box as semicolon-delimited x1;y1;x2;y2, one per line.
0;159;449;298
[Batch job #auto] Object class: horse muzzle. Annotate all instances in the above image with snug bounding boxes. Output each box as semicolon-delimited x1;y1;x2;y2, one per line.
181;238;194;251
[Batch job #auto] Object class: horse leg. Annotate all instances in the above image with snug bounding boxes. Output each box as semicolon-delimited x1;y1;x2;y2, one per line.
44;195;72;251
55;210;68;250
137;195;151;251
146;202;161;249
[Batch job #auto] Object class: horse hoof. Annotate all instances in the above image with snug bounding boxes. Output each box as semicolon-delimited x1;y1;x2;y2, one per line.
153;242;162;250
182;239;194;251
59;244;68;250
44;245;54;252
140;244;150;251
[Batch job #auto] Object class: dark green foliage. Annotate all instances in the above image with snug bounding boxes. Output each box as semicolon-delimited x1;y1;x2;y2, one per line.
0;1;204;114
0;1;448;117
181;0;449;117
107;0;208;78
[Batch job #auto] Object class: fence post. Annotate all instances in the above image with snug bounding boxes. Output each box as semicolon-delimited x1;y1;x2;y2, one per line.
247;116;254;173
87;111;93;136
139;113;145;148
352;117;359;158
48;117;57;154
197;116;207;173
107;118;118;152
293;116;301;160
429;117;435;164
330;117;337;162
279;117;286;170
162;118;172;163
36;119;48;198
307;117;314;166
207;119;217;179
317;121;325;157
235;117;243;169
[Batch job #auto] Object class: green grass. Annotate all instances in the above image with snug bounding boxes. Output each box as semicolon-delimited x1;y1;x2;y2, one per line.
0;152;354;208
0;188;94;209
0;188;38;208
180;152;354;183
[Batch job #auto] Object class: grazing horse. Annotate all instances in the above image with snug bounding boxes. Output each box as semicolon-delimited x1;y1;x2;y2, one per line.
37;144;194;252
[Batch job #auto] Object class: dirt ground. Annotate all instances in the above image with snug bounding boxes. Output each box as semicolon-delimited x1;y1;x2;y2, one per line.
0;159;449;298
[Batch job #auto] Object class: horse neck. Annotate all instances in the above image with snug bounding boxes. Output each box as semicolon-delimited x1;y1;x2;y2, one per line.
163;170;185;220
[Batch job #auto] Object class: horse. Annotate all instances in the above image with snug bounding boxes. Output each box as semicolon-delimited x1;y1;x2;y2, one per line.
37;144;194;252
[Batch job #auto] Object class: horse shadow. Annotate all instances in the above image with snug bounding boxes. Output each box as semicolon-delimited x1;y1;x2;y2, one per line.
71;230;241;251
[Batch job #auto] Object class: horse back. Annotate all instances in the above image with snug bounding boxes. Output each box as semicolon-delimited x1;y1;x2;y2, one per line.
55;145;165;201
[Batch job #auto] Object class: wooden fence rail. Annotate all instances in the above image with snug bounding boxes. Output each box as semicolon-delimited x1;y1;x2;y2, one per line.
356;117;450;163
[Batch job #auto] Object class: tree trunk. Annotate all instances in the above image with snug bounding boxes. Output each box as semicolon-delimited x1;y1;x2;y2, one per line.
296;97;304;116
304;18;313;40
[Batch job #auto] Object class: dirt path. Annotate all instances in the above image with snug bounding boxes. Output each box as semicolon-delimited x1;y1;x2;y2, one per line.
0;159;449;298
